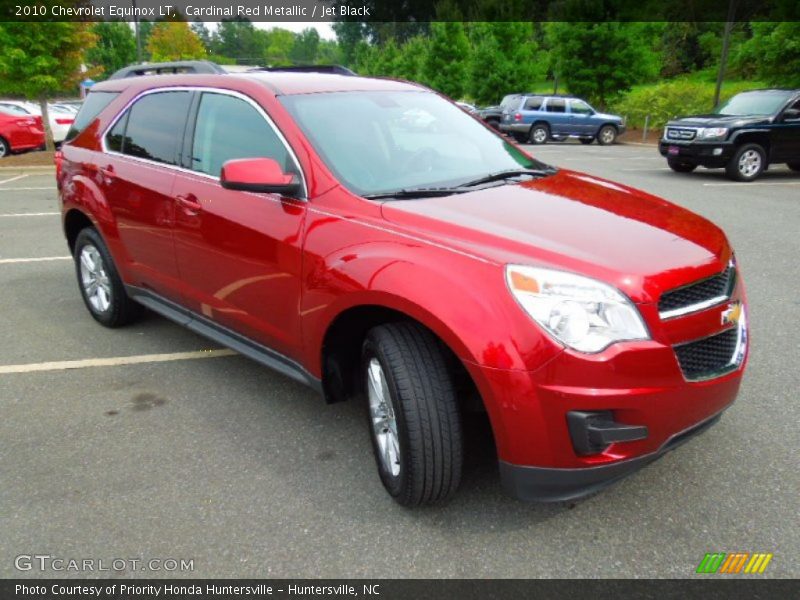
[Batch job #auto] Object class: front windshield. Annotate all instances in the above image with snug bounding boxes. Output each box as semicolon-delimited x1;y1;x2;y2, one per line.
280;90;549;196
715;91;792;116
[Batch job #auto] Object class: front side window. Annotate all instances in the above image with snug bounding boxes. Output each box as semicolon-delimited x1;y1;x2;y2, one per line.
109;91;191;165
190;92;294;178
280;90;548;196
545;99;566;113
570;100;593;115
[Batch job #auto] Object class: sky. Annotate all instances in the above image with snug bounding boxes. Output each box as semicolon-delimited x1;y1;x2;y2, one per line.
251;22;336;40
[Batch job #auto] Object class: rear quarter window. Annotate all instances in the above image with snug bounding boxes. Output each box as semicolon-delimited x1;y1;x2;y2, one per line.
65;92;119;142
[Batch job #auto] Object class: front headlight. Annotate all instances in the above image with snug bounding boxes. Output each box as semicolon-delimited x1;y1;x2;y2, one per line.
698;127;729;140
506;265;649;353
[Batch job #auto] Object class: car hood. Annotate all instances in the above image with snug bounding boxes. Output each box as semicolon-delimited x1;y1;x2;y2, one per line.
380;170;731;304
667;114;772;128
595;112;623;121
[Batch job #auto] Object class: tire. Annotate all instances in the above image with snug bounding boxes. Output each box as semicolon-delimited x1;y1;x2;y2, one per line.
362;322;463;506
486;118;500;130
528;123;549;145
726;143;766;182
597;125;617;145
579;138;594;145
667;159;697;173
787;162;800;172
0;137;9;158
73;227;142;327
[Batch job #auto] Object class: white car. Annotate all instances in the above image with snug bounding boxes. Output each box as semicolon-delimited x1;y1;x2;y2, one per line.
0;100;75;143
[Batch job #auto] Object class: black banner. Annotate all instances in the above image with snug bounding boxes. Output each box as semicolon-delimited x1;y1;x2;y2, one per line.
2;579;799;600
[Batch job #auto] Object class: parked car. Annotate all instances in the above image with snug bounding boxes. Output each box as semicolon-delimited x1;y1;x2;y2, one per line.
478;93;525;129
59;73;747;506
0;109;44;157
500;94;626;145
659;88;800;181
0;100;74;143
455;101;478;115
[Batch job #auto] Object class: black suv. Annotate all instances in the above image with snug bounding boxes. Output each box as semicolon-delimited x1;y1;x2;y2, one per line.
660;89;800;181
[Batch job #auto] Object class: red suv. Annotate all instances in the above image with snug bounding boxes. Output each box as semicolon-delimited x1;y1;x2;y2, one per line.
58;73;748;506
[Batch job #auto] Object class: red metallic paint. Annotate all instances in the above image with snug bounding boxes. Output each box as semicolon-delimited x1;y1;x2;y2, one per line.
59;73;747;473
0;111;44;153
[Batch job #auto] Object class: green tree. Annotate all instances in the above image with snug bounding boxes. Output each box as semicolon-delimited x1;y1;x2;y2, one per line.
0;22;97;151
147;21;206;62
421;22;470;99
734;21;800;87
86;22;136;80
263;28;296;65
212;19;264;64
546;21;659;108
290;28;321;64
191;20;213;54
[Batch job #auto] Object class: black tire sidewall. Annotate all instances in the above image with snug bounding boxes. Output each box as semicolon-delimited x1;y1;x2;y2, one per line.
74;227;126;326
361;339;409;500
668;159;697;173
0;137;8;158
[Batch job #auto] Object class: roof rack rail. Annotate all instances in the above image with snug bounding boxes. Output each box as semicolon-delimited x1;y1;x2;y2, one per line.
251;65;357;76
108;60;227;80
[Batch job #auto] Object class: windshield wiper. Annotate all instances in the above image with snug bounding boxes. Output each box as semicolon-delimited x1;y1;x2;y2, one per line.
363;187;468;200
457;168;556;188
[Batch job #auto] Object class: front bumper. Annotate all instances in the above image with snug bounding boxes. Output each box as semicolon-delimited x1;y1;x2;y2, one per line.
499;411;723;502
659;140;735;167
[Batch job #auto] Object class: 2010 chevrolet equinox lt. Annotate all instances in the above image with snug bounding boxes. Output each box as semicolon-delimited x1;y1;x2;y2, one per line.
57;72;748;506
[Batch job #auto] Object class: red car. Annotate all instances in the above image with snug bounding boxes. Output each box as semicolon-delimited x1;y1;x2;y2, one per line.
58;73;748;506
0;110;44;157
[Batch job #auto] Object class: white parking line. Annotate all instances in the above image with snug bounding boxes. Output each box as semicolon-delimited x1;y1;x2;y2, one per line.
0;174;28;185
0;256;71;264
0;212;59;218
0;349;237;375
702;181;800;187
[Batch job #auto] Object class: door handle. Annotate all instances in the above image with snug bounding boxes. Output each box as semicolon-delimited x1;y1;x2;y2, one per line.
176;194;202;215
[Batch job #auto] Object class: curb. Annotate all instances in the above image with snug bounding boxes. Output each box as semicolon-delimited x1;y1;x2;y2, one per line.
0;165;55;171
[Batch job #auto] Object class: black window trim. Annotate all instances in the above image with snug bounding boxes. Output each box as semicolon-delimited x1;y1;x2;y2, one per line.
100;86;308;200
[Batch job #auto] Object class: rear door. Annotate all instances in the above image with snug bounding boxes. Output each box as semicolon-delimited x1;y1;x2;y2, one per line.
101;90;192;302
170;90;307;359
543;98;569;135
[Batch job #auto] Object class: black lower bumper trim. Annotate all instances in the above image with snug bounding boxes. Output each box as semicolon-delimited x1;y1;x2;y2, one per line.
500;413;723;502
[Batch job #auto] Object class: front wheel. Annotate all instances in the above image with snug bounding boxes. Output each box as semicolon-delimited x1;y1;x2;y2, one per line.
0;137;9;158
529;123;549;145
597;125;617;145
362;322;463;506
667;159;697;173
726;143;766;181
74;227;142;327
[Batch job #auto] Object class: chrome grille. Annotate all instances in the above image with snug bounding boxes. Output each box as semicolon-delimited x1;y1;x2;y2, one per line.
659;265;735;319
665;127;697;141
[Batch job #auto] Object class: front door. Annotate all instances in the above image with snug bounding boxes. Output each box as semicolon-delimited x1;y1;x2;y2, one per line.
772;97;800;162
171;91;307;359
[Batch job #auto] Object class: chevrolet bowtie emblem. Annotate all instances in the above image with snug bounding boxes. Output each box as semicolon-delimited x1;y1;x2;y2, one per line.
721;301;743;326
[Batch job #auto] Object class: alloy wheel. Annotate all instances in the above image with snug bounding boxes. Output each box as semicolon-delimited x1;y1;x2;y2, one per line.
79;244;112;313
366;357;401;477
738;150;761;178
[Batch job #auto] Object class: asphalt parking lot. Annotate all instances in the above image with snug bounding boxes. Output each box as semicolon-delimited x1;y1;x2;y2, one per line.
1;144;798;579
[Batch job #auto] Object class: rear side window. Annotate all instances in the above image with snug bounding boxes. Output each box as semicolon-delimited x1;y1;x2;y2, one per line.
66;92;118;142
110;91;191;165
545;99;566;113
523;97;543;111
500;95;520;109
190;92;294;177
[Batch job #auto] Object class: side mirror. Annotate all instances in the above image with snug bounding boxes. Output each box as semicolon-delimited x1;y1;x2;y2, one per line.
782;108;800;122
220;157;301;196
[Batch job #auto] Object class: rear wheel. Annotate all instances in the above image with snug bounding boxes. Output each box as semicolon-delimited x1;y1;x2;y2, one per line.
597;125;617;145
362;322;463;506
726;143;766;182
0;137;9;158
787;162;800;172
529;123;549;145
74;227;142;327
667;159;697;173
486;118;500;130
